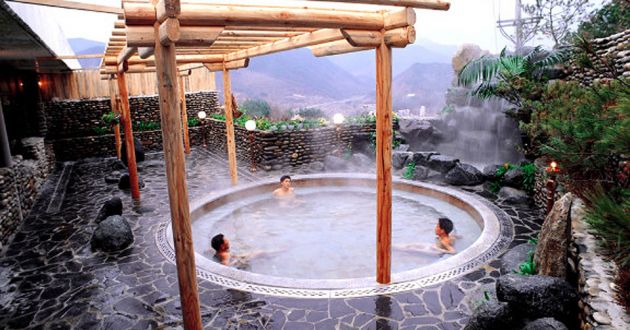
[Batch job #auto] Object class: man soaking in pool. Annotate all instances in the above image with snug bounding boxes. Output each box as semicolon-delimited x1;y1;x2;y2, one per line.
394;217;458;255
210;233;280;269
272;175;294;198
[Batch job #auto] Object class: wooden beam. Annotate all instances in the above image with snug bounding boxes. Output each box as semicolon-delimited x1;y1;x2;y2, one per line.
342;29;382;47
7;0;123;14
222;67;238;186
116;71;141;200
384;25;416;47
310;39;370;57
115;20;125;29
375;39;393;285
310;0;450;10
108;77;122;160
178;75;190;154
159;18;181;46
37;54;104;60
138;47;155;59
224;28;345;62
117;47;137;65
156;0;181;23
383;7;416;29
152;17;203;330
127;25;223;47
204;58;249;72
125;3;385;29
220;30;304;38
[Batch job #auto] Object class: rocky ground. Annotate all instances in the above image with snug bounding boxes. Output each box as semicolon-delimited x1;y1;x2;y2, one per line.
0;148;544;329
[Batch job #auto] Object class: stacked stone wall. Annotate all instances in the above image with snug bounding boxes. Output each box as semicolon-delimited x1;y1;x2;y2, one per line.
0;137;52;250
566;29;630;85
43;91;219;139
203;119;375;170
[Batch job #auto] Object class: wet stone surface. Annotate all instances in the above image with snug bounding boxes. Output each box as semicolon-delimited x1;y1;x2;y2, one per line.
0;148;544;329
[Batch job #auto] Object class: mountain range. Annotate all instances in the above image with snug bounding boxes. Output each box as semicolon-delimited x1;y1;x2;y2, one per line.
69;37;457;115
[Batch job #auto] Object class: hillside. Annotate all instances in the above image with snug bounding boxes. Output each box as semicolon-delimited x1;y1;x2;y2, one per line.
392;62;454;114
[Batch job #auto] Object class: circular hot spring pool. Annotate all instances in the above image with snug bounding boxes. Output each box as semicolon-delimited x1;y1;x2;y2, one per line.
157;174;513;298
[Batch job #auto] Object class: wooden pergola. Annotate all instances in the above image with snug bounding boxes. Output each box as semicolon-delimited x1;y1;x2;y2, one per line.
15;0;451;328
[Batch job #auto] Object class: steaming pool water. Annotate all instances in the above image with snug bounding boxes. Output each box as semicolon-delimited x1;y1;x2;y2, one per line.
159;174;510;295
192;187;481;279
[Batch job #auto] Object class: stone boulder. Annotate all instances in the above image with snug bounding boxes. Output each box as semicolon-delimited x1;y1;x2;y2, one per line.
496;274;577;322
452;44;489;75
350;153;371;167
522;318;568;330
394;144;409;152
427;154;459;174
498;187;530;205
503;168;524;187
120;138;145;167
411;151;437;167
463;301;515;330
96;197;123;223
445;163;485;186
105;171;121;184
323;155;348;171
398;119;434;150
482;164;501;179
392;151;412;169
499;243;535;275
118;174;145;190
534;193;573;278
410;165;432;181
91;215;134;252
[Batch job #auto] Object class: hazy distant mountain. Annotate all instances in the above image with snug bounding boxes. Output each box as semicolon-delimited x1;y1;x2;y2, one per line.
216;48;372;111
326;39;458;81
392;62;453;114
68;38;105;68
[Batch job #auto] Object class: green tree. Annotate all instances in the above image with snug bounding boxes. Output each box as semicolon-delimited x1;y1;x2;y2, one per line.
457;46;568;121
577;0;630;39
522;0;592;47
240;99;271;118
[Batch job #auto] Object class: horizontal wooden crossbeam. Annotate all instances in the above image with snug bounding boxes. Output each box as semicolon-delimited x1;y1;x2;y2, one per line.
7;0;123;14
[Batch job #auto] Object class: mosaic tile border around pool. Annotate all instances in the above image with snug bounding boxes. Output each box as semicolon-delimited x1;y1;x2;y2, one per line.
155;177;515;298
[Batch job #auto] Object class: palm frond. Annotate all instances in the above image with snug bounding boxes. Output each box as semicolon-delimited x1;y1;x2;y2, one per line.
457;55;501;87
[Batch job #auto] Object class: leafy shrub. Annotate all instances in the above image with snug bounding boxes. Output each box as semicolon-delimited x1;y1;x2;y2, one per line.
241;99;271;117
584;187;630;267
134;121;160;132
577;0;630;39
93;126;110;135
518;251;537;275
187;118;200;127
101;112;119;125
290;107;325;118
488;162;536;194
403;162;416;180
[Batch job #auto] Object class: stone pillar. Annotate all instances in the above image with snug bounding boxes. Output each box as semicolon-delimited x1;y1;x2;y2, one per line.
0;103;12;168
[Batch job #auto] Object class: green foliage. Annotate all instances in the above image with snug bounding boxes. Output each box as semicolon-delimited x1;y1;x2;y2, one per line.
290;107;325;118
523;80;629;185
483;291;491;301
403;161;416;180
521;163;536;193
240;99;271;117
187;118;200;127
93;126;110;135
348;113;377;125
101;112;119;125
134;121;160;132
457;46;569;121
441;104;455;114
488;162;536;194
578;0;630;39
584;187;630;267
209;113;226;121
522;0;592;46
518;250;538;276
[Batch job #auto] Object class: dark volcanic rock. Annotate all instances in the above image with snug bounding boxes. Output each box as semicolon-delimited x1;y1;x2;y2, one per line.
503;168;524;187
496;274;577;322
91;215;134;252
499;243;534;275
482;164;501;179
444;163;485;186
398;119;434;150
120;138;145;167
498;187;530;205
522;318;568;330
463;301;514;330
427;154;459;173
393;151;412;169
96;197;123;223
118;174;145;190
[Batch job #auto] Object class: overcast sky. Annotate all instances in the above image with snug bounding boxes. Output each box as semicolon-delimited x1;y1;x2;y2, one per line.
8;0;602;54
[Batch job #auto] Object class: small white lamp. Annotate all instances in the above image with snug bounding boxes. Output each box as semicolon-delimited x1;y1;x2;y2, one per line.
245;119;256;131
197;111;207;119
332;113;345;125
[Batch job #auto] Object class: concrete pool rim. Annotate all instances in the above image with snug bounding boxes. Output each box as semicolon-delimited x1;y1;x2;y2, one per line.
156;173;514;298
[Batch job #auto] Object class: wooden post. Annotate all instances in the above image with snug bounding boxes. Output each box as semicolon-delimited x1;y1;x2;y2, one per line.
116;71;141;200
222;66;238;185
375;38;393;284
153;18;202;330
178;75;191;154
108;77;122;159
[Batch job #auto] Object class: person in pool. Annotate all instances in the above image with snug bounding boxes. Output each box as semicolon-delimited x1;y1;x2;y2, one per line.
272;175;294;198
210;233;282;268
394;217;459;255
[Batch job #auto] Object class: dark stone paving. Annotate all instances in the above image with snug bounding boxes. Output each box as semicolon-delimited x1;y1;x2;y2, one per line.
0;148;544;329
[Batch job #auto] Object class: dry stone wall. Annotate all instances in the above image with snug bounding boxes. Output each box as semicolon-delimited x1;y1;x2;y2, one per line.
567;29;630;85
0;137;52;250
43;91;219;139
203;119;376;170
